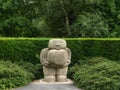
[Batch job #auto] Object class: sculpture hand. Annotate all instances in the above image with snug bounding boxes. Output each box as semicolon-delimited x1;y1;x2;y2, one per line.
67;60;71;64
43;61;49;66
63;60;71;67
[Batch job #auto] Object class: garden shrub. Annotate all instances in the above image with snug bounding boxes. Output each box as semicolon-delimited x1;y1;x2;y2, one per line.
16;61;43;79
0;60;34;90
70;57;120;90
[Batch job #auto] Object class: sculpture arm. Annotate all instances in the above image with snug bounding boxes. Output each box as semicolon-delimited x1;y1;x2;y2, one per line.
63;48;71;67
66;48;71;61
40;48;49;66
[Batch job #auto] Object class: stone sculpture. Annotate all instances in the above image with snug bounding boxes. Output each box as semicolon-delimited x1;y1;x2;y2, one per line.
40;39;71;82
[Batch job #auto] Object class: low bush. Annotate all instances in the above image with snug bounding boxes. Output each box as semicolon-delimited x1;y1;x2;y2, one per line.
0;61;34;90
16;61;43;79
70;57;120;90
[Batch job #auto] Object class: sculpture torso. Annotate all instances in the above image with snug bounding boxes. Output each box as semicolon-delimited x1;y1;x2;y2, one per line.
47;49;68;66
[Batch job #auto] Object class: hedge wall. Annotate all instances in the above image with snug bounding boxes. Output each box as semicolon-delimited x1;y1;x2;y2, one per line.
0;38;120;64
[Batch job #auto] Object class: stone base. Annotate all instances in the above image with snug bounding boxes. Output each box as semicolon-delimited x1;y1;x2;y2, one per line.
30;79;73;84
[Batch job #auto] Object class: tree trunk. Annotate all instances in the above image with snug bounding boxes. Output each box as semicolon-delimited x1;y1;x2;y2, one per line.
60;0;71;36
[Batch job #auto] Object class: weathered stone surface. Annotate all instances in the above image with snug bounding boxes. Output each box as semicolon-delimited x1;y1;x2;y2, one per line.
47;49;68;66
48;39;67;50
40;39;71;82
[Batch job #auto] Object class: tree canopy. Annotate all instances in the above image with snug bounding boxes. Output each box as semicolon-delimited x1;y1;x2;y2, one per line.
0;0;120;37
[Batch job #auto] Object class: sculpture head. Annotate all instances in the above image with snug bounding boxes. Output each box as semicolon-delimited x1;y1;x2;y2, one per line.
48;39;67;50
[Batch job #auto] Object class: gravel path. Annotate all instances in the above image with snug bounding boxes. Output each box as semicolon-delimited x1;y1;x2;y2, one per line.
15;84;81;90
14;79;81;90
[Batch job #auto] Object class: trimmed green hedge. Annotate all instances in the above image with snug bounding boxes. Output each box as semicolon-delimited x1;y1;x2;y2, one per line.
70;57;120;90
0;39;48;64
0;38;120;65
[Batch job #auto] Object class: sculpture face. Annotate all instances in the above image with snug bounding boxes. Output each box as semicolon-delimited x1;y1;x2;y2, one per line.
48;39;67;50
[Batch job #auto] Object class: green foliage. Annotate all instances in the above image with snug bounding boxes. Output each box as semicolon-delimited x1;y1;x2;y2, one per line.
45;0;67;37
1;0;120;37
2;16;33;37
32;17;51;37
0;38;120;89
0;0;39;37
0;38;120;65
68;39;120;65
0;60;34;90
72;12;109;37
70;57;120;90
16;61;43;79
0;39;48;64
0;40;37;63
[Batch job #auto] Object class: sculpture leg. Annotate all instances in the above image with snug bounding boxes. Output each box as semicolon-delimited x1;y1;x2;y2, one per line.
43;66;55;82
56;67;68;82
44;76;55;82
56;75;67;82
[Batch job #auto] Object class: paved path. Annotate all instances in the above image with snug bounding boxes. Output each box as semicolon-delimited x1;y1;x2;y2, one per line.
15;84;81;90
